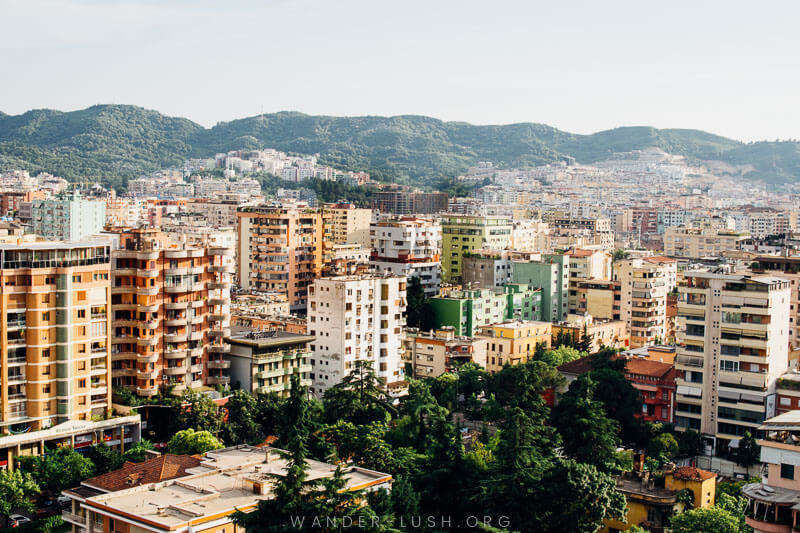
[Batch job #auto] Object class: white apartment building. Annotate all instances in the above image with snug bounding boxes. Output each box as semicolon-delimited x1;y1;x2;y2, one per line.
32;194;106;241
511;220;550;252
307;274;407;396
370;218;442;298
615;256;677;348
674;273;790;455
325;204;373;249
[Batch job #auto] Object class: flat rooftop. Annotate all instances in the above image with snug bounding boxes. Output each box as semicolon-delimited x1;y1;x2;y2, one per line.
83;446;391;531
226;327;315;348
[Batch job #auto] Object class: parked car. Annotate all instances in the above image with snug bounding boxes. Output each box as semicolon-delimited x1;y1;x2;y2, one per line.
8;514;32;527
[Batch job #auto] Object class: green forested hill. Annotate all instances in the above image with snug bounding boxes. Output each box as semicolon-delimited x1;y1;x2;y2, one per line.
0;104;798;188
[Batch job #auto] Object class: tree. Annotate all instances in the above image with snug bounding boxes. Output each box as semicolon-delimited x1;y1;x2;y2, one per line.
389;476;421;527
577;323;594;353
405;276;434;331
552;375;620;473
323;360;395;426
647;433;679;463
167;429;223;455
669;506;742;533
399;380;448;447
534;345;584;367
221;390;262;445
175;392;224;435
678;429;705;457
0;470;39;516
255;392;286;438
87;444;124;475
588;362;646;445
122;439;155;462
487;360;564;413
736;432;761;467
18;447;95;494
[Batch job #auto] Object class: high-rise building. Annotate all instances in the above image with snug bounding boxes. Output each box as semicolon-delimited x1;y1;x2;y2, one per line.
236;205;324;311
110;229;233;397
664;226;750;258
674;273;790;454
616;257;677;348
31;193;106;241
369;217;442;298
307;274;407;396
566;248;612;314
0;241;113;431
323;203;373;249
441;214;512;283
751;256;800;352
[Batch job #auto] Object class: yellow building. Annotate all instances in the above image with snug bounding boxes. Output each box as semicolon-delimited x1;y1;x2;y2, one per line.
441;214;512;283
476;320;552;373
602;464;716;532
551;315;629;353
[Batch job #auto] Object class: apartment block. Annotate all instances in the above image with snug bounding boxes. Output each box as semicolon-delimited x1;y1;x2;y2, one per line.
324;203;373;248
476;320;552;374
512;254;569;322
566;248;612;313
110;229;233;397
370;217;442;298
307;274;407;396
664;226;750;258
225;330;314;396
372;191;448;215
441;214;512;283
752;256;800;351
674;273;790;454
551;315;629;353
462;252;512;289
0;242;112;432
402;327;488;378
575;279;621;321
616;257;677;348
236;205;324;311
31;193;106;241
430;284;542;336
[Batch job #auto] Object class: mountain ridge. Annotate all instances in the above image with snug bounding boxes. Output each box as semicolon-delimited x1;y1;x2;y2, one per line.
0;104;798;189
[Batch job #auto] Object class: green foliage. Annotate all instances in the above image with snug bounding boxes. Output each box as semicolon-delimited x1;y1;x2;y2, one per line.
735;432;761;467
220;389;262;445
647;433;679;462
676;488;695;509
534;345;585;366
17;447;95;494
121;439;155;463
716;477;759;499
0;470;39;516
167;429;223;455
322;360;396;426
112;386;144;407
86;444;124;475
3;105;800;189
678;429;705;456
405;277;435;331
174;391;224;435
669;506;743;533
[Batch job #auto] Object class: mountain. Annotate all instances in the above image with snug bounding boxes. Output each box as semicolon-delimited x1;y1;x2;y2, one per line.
0;104;798;189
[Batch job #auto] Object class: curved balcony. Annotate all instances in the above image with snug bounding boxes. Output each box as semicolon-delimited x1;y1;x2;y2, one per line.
208;313;227;322
208;281;232;290
189;347;204;357
164;317;187;327
111;286;135;295
137;337;159;347
137;386;159;397
113;319;138;328
206;375;231;385
165;267;188;276
209;297;231;306
164;250;190;259
114;268;137;276
208;328;231;338
208;264;234;273
113;368;137;377
207;360;231;369
189;266;204;275
208;247;233;256
208;344;231;353
112;334;138;344
188;331;204;341
170;383;187;393
190;315;204;325
190;364;204;373
112;351;137;361
165;350;187;359
165;284;189;294
140;319;160;330
164;366;186;376
137;287;159;296
165;301;189;310
165;333;188;343
137;353;159;363
137;369;158;379
137;268;159;278
140;304;160;313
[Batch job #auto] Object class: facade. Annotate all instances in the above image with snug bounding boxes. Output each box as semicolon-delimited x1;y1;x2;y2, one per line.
512;254;569;322
370;217;442;298
476;320;552;374
372;190;448;215
324;203;372;248
742;412;800;533
441;214;512;283
307;274;407;396
462;252;512;289
752;256;800;351
616;256;677;348
402;327;488;378
674;273;790;454
236;205;324;310
0;241;113;432
430;284;542;336
551;315;630;353
68;445;391;533
225;330;314;396
575;279;622;320
664;226;750;258
110;229;233;397
31;194;106;241
566;248;612;314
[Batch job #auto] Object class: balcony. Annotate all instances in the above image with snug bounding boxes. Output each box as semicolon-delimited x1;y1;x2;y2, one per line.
137;386;158;397
164;317;186;327
208;344;230;353
137;268;159;277
165;284;189;294
61;511;86;527
112;352;137;361
6;319;26;330
188;331;204;341
208;328;231;338
136;353;159;363
209;297;231;306
7;373;26;384
208;281;232;290
165;350;187;359
208;246;233;256
208;264;234;273
190;364;203;373
676;355;704;368
165;333;188;343
165;301;189;310
208;313;227;322
137;369;158;379
137;337;158;347
137;287;159;296
207;375;230;385
165;267;188;276
164;366;186;376
207;360;230;369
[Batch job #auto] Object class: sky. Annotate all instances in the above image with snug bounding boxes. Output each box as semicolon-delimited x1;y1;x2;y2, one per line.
1;0;799;142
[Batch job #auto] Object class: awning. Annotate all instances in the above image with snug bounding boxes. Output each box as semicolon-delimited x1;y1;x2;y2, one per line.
633;384;658;392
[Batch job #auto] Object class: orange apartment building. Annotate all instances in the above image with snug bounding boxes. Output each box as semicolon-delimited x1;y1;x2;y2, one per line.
0;241;113;432
236;205;324;311
110;229;233;397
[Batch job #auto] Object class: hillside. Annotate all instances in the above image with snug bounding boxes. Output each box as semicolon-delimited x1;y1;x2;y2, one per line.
0;104;798;188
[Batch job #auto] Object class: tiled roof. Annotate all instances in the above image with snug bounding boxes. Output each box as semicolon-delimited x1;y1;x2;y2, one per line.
624;358;675;379
671;466;716;481
644;255;676;264
82;454;202;492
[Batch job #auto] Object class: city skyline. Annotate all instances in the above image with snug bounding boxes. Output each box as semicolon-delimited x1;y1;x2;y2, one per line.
2;0;800;142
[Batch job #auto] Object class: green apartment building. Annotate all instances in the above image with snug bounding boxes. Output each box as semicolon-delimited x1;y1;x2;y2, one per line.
441;215;512;282
511;254;569;322
430;283;541;336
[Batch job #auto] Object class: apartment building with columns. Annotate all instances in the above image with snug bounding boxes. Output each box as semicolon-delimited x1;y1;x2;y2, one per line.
110;229;233;397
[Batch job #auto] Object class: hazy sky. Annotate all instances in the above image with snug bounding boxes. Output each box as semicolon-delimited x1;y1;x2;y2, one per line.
2;0;799;141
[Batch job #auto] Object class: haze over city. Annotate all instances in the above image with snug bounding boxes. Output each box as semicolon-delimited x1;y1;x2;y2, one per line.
2;0;800;141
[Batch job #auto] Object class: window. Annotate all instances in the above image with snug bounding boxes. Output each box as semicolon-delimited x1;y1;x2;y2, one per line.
781;397;792;406
720;360;738;372
79;379;86;388
42;311;50;321
78;309;85;318
72;275;81;283
45;276;55;285
42;384;50;393
42;348;50;358
781;463;795;480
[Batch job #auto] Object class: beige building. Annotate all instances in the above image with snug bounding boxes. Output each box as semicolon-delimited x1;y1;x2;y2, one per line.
751;256;800;352
476;320;552;374
674;273;790;454
324;203;372;249
552;315;630;353
664;226;750;258
0;241;113;432
511;220;550;252
616;256;677;348
566;248;612;314
110;229;233;396
403;327;488;378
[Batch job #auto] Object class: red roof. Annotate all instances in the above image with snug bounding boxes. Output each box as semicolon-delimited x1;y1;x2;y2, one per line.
671;466;716;481
644;255;676;264
624;358;675;380
82;454;202;492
